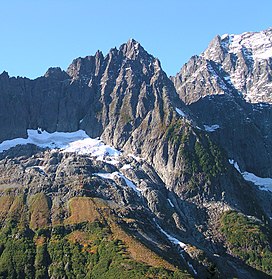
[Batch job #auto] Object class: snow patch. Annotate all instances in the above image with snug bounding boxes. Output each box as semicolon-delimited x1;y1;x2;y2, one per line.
228;159;242;173
63;137;120;159
221;34;229;40
156;222;186;249
93;172;119;180
0;130;121;165
155;220;197;275
227;31;272;60
204;124;220;132
229;159;272;192
94;171;141;195
36;166;46;175
187;262;198;275
26;165;47;176
0;129;91;152
128;154;142;162
242;172;272;192
119;173;141;195
121;164;132;170
175;108;186;117
167;198;174;208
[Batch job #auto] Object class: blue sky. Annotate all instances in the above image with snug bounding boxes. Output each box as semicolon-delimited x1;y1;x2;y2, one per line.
1;0;272;78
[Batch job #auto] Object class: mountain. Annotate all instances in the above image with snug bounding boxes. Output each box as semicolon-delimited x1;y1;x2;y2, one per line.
172;29;272;179
172;28;272;104
0;30;271;279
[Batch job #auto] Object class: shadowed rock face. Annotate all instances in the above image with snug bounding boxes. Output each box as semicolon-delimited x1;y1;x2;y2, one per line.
0;32;272;278
172;28;272;178
0;39;183;145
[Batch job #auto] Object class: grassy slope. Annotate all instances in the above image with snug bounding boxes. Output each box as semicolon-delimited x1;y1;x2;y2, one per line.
220;210;272;275
0;193;191;279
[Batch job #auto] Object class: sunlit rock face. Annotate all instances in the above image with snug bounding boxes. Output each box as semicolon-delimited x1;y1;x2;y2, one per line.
173;28;272;104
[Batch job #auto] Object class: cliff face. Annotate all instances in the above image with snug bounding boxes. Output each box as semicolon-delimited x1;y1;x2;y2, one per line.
172;29;272;178
0;31;272;278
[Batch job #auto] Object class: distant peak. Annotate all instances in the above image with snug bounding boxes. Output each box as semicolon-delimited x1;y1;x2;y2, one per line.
202;27;272;64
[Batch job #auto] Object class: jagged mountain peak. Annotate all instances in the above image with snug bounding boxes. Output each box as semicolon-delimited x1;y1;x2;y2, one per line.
66;39;156;81
125;38;141;49
174;27;272;104
0;37;182;148
224;29;272;60
119;38;146;59
66;51;105;80
204;27;272;63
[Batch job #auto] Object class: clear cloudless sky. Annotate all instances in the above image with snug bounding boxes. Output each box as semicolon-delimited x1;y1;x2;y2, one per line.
1;0;272;79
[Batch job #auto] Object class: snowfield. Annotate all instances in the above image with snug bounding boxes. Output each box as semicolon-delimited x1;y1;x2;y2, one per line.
229;159;272;192
0;129;120;164
204;124;220;132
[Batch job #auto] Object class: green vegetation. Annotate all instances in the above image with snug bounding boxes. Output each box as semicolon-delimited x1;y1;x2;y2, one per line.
166;121;225;182
0;221;189;279
178;129;225;182
0;226;36;279
119;112;132;125
0;195;191;279
165;119;185;144
185;245;219;278
220;211;272;275
194;137;224;178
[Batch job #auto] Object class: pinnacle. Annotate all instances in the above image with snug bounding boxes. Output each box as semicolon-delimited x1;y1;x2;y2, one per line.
119;38;149;60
